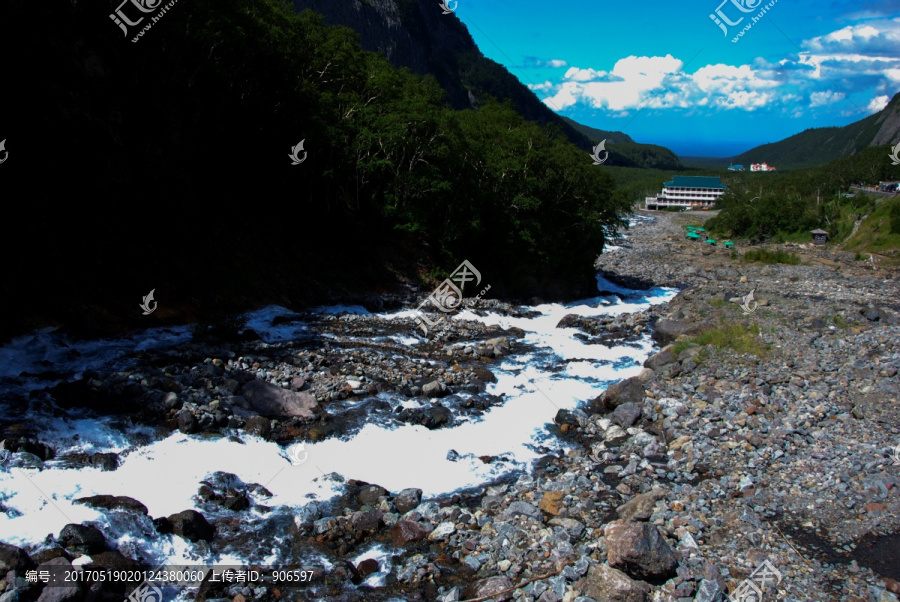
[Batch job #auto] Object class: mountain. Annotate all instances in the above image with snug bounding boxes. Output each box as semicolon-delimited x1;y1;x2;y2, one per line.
292;0;593;149
559;117;633;144
731;91;900;170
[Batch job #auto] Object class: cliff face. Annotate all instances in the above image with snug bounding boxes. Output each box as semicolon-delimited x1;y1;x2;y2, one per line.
292;0;592;148
871;92;900;147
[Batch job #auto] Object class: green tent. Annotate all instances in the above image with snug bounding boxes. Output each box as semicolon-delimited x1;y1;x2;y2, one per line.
705;238;716;245
685;225;699;231
723;241;735;248
686;232;702;240
695;227;706;233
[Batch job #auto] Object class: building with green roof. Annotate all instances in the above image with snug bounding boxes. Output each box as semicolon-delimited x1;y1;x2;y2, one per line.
645;176;726;211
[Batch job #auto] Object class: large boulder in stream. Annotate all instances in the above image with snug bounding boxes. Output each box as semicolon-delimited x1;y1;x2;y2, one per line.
593;376;645;412
166;510;215;542
240;379;319;418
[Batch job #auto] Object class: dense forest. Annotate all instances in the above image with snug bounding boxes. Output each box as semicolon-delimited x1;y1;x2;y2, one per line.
0;0;631;339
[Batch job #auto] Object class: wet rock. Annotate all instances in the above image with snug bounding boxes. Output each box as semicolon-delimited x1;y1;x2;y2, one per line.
58;524;107;555
391;520;429;546
241;379;318;418
357;558;379;578
393;488;422;514
557;314;579;328
166;510;215;542
422;381;449;398
575;563;651;602
611;402;642;428
242;415;271;437
74;495;148;515
605;521;678;581
357;484;388;506
463;576;514;601
0;542;34;572
176;409;197;434
595;377;645;411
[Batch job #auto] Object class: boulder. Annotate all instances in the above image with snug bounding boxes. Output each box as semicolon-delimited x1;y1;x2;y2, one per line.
611;403;642;428
643;349;677;370
575;563;651;602
391;520;429;546
241;379;318;418
422;381;449;398
652;319;701;346
0;542;34;572
357;485;388;507
393;488;422;514
166;510;215;542
605;521;678;581
594;377;645;411
58;524;107;555
74;495;148;515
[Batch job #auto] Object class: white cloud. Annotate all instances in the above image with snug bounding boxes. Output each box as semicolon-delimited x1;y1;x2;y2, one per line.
546;59;568;68
867;95;890;112
810;90;845;107
536;19;899;117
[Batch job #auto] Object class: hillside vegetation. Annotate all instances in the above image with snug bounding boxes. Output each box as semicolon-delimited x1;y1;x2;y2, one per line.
731;92;900;170
705;147;900;250
1;0;630;339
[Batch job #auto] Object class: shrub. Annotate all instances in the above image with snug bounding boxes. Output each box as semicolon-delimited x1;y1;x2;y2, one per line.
742;248;801;265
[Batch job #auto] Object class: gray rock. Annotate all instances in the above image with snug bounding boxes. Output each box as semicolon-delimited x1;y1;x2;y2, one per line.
695;578;724;602
595;377;645;411
504;501;542;520
36;558;82;602
652;319;702;346
59;524;107;555
422;381;449;397
611;403;642;428
643;349;676;370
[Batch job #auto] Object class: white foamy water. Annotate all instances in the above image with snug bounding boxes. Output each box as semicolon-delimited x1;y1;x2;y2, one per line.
0;270;675;572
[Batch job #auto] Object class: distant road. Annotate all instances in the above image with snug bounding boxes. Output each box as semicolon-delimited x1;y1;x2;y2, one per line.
850;185;898;197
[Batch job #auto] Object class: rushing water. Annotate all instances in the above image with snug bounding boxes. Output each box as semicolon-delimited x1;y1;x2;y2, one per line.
0;262;675;591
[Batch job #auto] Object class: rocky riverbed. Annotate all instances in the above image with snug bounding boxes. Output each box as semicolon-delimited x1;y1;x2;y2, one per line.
1;211;899;602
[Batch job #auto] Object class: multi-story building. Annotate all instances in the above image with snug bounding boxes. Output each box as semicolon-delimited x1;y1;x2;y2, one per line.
750;162;776;171
645;176;727;210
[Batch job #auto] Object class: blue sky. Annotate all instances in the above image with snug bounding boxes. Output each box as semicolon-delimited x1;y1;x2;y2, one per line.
452;0;900;157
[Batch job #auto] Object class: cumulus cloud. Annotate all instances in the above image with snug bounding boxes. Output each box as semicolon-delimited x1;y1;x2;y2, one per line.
810;90;846;106
867;95;890;112
537;18;899;117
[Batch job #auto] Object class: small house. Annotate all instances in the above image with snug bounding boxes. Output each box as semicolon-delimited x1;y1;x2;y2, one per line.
810;229;828;245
